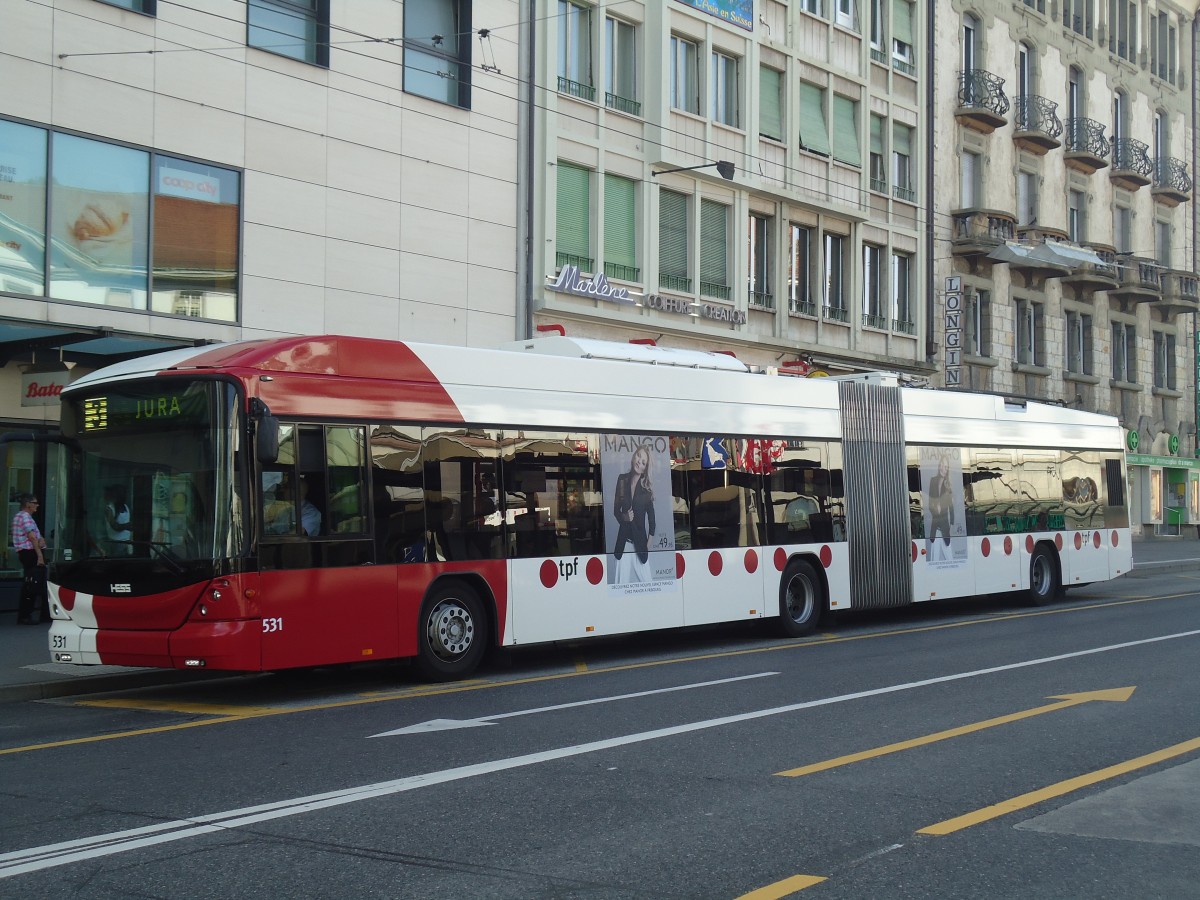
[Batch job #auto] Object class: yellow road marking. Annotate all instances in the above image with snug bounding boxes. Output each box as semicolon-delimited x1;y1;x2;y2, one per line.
776;688;1135;777
918;735;1200;835
736;874;827;898
574;656;589;673
78;699;281;716
2;590;1192;755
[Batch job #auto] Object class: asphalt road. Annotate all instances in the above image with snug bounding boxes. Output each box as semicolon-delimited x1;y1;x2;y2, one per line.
2;566;1198;899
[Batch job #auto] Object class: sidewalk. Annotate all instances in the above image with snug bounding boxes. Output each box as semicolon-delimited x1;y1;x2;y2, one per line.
2;539;1198;703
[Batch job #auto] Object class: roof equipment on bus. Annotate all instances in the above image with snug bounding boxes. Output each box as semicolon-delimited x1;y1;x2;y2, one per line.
500;336;751;372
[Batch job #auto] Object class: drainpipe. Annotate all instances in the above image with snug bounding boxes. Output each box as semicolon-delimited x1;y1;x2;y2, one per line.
924;0;936;367
517;0;538;340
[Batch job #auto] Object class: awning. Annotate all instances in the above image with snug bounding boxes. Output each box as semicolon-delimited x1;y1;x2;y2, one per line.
988;241;1108;271
0;319;208;369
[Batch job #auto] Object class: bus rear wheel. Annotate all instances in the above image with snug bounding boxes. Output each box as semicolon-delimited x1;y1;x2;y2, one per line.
778;559;823;637
417;581;486;681
1027;546;1061;607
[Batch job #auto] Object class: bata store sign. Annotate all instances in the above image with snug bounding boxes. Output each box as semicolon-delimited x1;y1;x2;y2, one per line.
21;369;70;407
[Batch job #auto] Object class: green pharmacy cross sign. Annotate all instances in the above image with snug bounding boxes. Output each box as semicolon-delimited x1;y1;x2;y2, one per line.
1127;430;1139;452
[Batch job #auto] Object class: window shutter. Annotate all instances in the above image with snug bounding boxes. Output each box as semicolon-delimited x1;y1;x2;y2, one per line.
604;174;636;269
893;0;914;45
870;115;884;156
893;123;911;156
556;163;591;261
797;83;831;156
760;67;783;141
659;190;688;278
832;96;861;166
700;199;728;286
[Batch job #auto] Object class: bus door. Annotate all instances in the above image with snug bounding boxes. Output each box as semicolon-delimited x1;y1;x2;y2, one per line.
257;424;398;669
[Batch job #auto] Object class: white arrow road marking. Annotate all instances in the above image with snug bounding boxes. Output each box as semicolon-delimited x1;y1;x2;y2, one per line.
369;671;782;736
3;628;1198;879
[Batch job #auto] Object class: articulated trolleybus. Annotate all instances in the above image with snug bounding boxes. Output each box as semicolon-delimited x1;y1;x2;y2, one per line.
47;335;1131;680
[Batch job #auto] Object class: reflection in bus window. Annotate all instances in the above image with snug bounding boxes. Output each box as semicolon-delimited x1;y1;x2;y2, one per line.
1061;450;1103;529
370;424;426;563
423;427;503;561
764;438;845;544
964;449;1021;535
677;436;763;549
503;431;603;558
1018;449;1063;530
326;426;366;534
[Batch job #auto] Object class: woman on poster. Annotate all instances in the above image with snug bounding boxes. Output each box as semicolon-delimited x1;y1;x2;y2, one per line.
613;445;656;583
927;456;954;561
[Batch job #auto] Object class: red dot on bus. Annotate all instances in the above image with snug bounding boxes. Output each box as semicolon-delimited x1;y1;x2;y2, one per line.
1004;536;1013;556
1074;532;1083;550
1054;533;1064;551
676;552;685;578
586;557;604;584
911;541;917;563
1111;530;1119;546
539;560;558;589
744;549;758;573
981;537;991;557
1093;531;1102;549
819;545;833;568
708;551;723;576
774;547;787;571
1025;535;1035;554
59;588;76;611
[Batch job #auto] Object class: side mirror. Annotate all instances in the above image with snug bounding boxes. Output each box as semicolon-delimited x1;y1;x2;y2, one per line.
257;415;280;465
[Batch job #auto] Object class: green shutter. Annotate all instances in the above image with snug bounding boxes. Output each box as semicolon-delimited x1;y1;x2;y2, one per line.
604;174;637;270
797;83;831;156
700;199;727;285
759;67;782;141
659;189;688;279
556;162;591;261
832;95;861;166
893;123;912;156
893;0;914;44
870;115;884;156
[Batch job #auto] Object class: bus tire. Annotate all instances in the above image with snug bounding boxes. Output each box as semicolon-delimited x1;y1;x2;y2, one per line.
417;581;486;681
1027;545;1061;607
778;558;823;637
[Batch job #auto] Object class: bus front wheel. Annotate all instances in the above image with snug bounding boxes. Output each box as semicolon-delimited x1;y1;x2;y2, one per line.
1027;546;1061;607
778;559;823;637
417;581;486;681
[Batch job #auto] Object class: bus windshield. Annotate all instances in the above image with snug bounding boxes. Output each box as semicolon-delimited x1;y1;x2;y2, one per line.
57;379;245;573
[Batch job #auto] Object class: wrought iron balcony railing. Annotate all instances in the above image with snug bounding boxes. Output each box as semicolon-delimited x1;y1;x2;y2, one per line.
1111;138;1152;178
1065;117;1109;158
557;76;596;102
1015;95;1062;141
605;92;641;116
957;69;1010;118
1154;157;1192;195
749;290;775;310
700;281;731;301
789;298;815;317
823;304;849;323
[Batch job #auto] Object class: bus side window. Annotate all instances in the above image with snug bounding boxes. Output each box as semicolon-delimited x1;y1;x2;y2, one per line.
369;424;426;563
325;425;366;535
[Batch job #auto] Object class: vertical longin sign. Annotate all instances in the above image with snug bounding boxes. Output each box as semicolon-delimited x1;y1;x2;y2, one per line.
944;276;962;387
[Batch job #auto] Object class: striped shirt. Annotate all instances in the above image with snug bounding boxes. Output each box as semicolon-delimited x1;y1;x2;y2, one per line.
11;510;42;552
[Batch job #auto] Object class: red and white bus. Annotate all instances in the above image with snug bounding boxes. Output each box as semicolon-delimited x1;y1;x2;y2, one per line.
45;334;1131;680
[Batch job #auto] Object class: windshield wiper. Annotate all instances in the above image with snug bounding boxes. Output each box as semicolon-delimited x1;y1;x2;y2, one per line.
110;540;186;574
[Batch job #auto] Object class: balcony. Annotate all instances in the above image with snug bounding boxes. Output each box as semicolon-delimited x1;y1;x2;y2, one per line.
1110;138;1153;191
1159;271;1200;316
1152;157;1192;207
1063;118;1110;174
955;69;1009;134
951;209;1016;267
1060;244;1118;295
1109;255;1162;303
1013;95;1062;154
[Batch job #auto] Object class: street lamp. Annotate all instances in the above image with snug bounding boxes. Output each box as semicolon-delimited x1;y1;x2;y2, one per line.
651;160;736;180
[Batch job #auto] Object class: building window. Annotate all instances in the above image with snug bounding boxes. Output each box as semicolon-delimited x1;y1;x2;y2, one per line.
1155;220;1172;269
98;0;156;12
247;0;329;67
788;224;813;315
961;151;980;207
173;291;204;317
1067;190;1086;242
799;0;823;15
798;83;830;156
605;17;638;114
555;162;592;271
558;1;594;100
1066;310;1093;375
834;0;858;31
831;95;860;167
1111;320;1137;383
759;67;783;142
1064;0;1093;39
603;174;638;281
1016;298;1045;366
863;244;885;327
892;124;913;201
823;233;846;321
1153;331;1177;390
1108;0;1138;62
1017;170;1038;227
1114;205;1132;253
659;190;690;292
891;252;913;333
711;51;739;127
748;214;773;309
965;290;991;356
404;0;471;107
869;0;884;55
892;0;915;74
699;200;730;300
670;36;699;114
869;115;887;192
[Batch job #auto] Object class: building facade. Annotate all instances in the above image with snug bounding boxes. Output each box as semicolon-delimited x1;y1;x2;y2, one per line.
933;0;1199;535
0;0;522;580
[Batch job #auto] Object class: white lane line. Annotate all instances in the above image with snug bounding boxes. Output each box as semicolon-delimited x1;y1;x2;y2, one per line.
369;671;781;736
4;627;1198;879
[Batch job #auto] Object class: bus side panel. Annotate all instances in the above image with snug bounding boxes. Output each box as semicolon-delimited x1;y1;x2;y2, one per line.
684;547;766;626
971;536;1022;598
95;629;173;668
258;565;400;669
1110;529;1133;577
1060;530;1113;587
913;543;978;602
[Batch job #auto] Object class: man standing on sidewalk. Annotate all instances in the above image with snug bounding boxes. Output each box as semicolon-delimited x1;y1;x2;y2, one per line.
12;494;48;625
